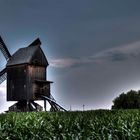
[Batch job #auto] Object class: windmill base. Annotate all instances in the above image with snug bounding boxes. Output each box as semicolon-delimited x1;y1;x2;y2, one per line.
7;95;66;112
8;100;43;112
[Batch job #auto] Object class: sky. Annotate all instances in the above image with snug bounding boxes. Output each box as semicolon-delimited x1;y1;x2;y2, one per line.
1;0;140;112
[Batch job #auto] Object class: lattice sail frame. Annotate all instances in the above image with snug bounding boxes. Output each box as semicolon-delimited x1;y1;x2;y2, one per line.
0;36;11;84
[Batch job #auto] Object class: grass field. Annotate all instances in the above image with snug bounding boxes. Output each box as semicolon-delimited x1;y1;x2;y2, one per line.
0;110;140;139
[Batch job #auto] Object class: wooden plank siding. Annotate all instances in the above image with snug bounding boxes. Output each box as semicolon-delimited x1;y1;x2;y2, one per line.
7;65;28;101
7;64;51;101
27;65;50;100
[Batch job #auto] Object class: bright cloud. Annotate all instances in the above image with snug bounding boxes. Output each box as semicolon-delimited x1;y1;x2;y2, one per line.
50;58;79;68
0;81;6;98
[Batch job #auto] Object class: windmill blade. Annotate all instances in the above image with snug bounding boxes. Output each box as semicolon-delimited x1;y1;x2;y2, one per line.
0;68;7;84
0;36;11;61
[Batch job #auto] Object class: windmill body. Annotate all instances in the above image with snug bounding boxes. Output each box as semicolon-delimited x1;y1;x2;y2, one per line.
0;37;66;112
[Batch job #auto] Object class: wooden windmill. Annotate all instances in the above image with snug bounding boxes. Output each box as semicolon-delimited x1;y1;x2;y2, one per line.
0;36;66;112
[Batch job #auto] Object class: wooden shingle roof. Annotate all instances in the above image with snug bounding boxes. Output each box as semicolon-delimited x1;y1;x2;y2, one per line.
7;38;48;66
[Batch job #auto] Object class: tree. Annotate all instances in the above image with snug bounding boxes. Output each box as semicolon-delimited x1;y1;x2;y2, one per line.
112;90;140;109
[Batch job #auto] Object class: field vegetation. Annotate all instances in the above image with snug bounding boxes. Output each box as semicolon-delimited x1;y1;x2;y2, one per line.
0;110;140;139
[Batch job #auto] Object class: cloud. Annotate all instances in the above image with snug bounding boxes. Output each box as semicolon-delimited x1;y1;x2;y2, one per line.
90;41;140;60
50;41;140;68
0;82;17;113
107;51;127;62
50;58;79;68
0;82;6;100
0;82;6;91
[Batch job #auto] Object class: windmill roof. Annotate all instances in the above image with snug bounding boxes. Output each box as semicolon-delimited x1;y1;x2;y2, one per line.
7;38;48;66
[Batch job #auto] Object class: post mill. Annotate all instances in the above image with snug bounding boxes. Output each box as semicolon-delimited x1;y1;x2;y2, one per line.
0;36;66;112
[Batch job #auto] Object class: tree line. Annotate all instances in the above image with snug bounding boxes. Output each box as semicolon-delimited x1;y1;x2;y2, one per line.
112;90;140;109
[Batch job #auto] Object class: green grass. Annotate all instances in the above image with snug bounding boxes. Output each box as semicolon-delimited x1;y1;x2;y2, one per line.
1;110;140;139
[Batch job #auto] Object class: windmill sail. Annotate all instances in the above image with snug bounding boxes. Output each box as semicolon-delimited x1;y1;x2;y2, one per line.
0;68;6;84
0;36;11;61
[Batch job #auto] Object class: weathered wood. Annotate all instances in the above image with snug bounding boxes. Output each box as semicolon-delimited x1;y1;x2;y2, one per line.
7;44;51;101
7;65;27;101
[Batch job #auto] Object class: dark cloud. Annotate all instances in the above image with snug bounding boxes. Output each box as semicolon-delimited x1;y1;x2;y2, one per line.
108;52;127;62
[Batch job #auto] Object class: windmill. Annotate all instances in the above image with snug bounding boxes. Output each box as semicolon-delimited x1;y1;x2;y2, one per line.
0;36;66;112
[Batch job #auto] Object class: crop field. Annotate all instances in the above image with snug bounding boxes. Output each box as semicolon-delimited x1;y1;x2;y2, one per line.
0;110;140;140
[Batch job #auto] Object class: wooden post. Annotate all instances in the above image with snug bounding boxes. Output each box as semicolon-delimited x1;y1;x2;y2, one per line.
44;100;46;111
83;104;85;111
